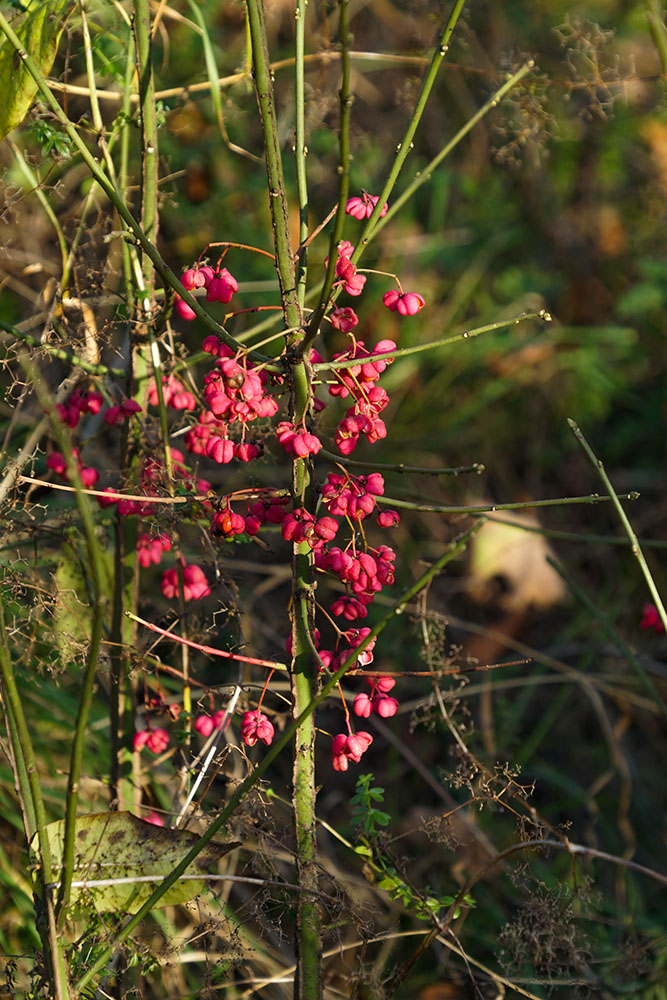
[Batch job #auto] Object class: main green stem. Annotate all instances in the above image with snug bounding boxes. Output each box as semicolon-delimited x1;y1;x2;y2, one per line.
247;0;321;992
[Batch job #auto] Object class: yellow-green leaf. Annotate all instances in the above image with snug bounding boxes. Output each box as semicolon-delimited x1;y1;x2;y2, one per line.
53;542;91;664
31;812;238;915
0;0;75;141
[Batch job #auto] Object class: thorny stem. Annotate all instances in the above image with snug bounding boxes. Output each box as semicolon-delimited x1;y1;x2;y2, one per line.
319;449;484;476
246;0;320;993
73;523;483;994
246;0;300;327
134;0;159;290
294;0;309;310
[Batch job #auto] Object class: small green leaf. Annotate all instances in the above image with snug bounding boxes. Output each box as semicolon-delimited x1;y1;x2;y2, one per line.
353;844;373;857
30;812;238;915
0;0;75;141
371;810;391;826
376;875;400;891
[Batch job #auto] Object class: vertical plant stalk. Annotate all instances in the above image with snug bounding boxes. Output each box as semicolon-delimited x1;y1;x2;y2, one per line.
246;0;319;993
0;596;70;999
300;0;351;353
294;0;309;309
246;0;300;322
647;0;667;74
133;0;159;290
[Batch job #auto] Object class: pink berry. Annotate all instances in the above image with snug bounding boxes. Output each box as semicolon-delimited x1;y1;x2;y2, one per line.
195;714;215;738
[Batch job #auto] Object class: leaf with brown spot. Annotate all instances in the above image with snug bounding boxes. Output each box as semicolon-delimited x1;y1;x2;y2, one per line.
30;812;238;915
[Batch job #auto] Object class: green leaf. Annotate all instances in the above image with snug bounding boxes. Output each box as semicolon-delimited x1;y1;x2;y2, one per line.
30;811;239;916
0;0;75;141
376;874;400;891
353;844;373;857
53;542;92;664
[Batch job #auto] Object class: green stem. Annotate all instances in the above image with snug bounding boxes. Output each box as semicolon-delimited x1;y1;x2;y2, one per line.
294;0;309;311
74;520;482;994
312;310;550;371
18;355;108;923
377;491;640;515
0;597;69;997
290;374;320;999
246;0;319;990
647;0;667;75
486;514;667;550
134;0;159;291
568;418;667;633
3;695;37;840
319;449;484;476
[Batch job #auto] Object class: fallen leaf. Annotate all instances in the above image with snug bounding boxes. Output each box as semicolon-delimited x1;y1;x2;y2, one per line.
468;510;566;612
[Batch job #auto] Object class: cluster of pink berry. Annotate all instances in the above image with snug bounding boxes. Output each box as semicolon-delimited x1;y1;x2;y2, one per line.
136;532;171;568
321;470;395;524
47;448;99;489
333;241;366;296
161;561;211;601
148;374;196;411
317;545;396;621
175;264;239;320
54;197;427;773
197;707;275;748
56;389;103;428
331;730;373;771
134;726;170;754
328;338;396;455
353;674;398;718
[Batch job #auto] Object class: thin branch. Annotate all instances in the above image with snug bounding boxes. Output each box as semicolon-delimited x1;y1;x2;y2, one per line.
377;491;640;515
312;310;551;372
569;418;667;633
